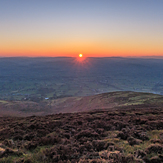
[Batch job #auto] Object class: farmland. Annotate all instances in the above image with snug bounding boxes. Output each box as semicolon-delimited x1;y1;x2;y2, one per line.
1;57;163;101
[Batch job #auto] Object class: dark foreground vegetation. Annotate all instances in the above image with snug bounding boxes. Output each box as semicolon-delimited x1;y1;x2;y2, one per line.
0;106;163;162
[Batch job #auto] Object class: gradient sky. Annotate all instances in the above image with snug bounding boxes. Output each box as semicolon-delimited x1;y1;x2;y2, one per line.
0;0;163;57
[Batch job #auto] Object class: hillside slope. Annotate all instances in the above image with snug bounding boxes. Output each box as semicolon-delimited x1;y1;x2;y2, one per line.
0;91;163;162
0;106;163;162
49;91;163;113
1;91;163;116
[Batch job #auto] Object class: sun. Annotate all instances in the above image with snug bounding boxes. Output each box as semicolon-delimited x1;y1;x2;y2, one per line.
75;53;86;63
79;54;83;58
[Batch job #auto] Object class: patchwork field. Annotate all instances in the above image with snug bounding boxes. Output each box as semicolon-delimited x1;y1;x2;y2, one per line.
1;57;163;101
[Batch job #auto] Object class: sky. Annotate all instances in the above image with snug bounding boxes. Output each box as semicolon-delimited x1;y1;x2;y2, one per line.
0;0;163;57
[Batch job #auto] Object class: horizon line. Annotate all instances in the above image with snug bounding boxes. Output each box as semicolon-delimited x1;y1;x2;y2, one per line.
1;55;163;59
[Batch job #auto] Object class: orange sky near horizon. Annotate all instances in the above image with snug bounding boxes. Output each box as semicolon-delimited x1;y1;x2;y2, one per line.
0;1;163;58
1;37;162;57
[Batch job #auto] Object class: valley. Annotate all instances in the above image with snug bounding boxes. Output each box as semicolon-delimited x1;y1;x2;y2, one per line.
1;57;163;101
1;57;163;162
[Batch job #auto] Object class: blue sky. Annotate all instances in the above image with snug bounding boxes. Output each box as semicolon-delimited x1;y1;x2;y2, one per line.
0;0;163;57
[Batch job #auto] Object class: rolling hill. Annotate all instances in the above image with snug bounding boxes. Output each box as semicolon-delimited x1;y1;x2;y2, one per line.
0;91;163;162
1;91;163;117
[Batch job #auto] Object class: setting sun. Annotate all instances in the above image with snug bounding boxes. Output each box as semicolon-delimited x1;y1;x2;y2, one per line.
75;53;86;63
79;54;83;58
